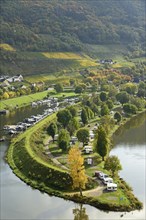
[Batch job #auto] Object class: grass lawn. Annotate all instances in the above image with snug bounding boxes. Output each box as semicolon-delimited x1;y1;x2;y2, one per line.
97;189;130;206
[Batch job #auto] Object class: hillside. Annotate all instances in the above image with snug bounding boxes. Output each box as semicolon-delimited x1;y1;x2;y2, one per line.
0;0;145;75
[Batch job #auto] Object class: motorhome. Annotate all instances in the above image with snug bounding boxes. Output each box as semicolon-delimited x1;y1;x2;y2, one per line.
54;134;59;141
98;172;109;180
102;177;113;185
106;183;117;191
83;145;93;153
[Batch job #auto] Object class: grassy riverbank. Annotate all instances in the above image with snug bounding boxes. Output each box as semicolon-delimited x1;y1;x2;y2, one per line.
6;108;144;212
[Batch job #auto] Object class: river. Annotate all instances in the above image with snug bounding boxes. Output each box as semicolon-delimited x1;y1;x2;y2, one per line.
0;107;145;220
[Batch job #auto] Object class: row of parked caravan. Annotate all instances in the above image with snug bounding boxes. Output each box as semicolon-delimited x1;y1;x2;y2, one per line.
95;171;117;191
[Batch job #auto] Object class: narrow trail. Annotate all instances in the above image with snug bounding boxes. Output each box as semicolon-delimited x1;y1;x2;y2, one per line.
64;185;104;197
44;137;68;170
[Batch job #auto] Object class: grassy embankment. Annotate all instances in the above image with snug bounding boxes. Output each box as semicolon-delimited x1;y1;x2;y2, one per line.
6;106;143;212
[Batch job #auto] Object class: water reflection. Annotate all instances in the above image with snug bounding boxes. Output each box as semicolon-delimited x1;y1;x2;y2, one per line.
73;204;89;220
0;104;48;137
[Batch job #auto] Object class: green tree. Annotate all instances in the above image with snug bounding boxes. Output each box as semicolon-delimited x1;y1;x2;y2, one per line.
85;106;94;119
122;82;138;95
81;108;88;125
100;91;107;102
92;94;101;106
91;103;99;116
68;106;77;117
114;112;122;123
76;128;89;146
106;99;113;110
67;118;79;136
116;91;129;105
100;115;115;134
54;83;63;93
58;129;70;152
94;126;109;161
101;103;109;116
123;103;137;114
104;155;122;177
57;109;72;128
68;146;88;196
75;85;84;93
47;122;57;142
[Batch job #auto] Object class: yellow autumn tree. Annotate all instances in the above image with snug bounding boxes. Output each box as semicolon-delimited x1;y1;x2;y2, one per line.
68;146;88;196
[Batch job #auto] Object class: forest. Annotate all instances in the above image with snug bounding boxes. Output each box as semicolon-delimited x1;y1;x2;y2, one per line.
0;0;145;52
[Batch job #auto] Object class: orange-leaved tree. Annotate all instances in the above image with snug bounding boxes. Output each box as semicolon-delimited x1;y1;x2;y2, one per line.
68;146;88;196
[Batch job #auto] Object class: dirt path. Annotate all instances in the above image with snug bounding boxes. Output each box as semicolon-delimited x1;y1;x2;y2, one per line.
44;137;68;170
65;185;104;197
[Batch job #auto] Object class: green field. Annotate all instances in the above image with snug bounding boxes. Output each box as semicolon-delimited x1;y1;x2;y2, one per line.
0;90;49;110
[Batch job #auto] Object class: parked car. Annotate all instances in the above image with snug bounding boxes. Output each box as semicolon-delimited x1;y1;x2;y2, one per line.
106;183;117;191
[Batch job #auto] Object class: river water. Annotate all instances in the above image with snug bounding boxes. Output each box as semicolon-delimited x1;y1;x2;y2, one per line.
0;107;145;220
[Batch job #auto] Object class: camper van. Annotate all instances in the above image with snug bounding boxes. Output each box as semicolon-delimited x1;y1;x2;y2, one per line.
106;183;117;191
54;134;58;141
83;145;93;154
98;172;109;180
102;177;113;185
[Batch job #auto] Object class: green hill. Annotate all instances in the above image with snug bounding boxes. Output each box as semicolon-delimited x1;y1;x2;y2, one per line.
0;0;145;75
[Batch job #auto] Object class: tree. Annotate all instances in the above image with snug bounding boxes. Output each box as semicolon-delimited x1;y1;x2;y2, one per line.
68;146;88;196
92;94;101;106
47;122;57;142
57;109;72;128
75;85;84;93
100;91;107;102
67;118;79;136
101;103;109;116
106;99;113;110
123;103;137;114
114;112;122;123
85;106;94;119
68;106;77;117
104;155;122;177
58;129;70;152
3;92;9;99
54;83;63;93
116;91;129;105
122;82;137;95
81;108;88;125
91;103;99;116
94;126;109;161
100;115;115;134
76;128;89;146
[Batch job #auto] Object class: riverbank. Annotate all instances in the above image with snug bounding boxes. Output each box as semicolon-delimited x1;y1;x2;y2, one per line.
6;108;144;212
